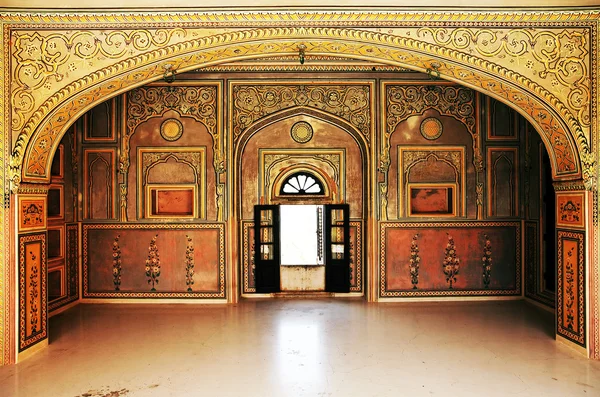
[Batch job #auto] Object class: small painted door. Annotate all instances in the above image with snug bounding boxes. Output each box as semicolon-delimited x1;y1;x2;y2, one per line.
254;205;281;293
325;204;350;293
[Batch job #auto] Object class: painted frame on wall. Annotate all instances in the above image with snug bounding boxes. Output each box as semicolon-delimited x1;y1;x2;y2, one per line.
145;185;198;219
83;97;118;143
407;183;457;217
486;97;519;141
46;224;65;262
50;144;64;180
47;265;66;304
556;192;585;230
82;223;226;299
557;230;586;347
47;184;64;220
486;147;519;218
83;148;117;220
398;146;465;218
17;195;47;233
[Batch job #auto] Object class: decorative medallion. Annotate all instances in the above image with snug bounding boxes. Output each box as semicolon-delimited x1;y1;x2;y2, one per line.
290;121;314;144
160;118;184;142
420;117;443;140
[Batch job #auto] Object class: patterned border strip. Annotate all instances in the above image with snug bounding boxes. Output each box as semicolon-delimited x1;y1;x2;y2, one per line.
350;220;363;293
557;229;586;347
82;223;226;299
48;224;79;312
379;221;521;298
18;233;47;352
242;221;255;294
1;11;599;25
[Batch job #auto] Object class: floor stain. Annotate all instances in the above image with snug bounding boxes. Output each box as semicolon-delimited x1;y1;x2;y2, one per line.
75;388;129;397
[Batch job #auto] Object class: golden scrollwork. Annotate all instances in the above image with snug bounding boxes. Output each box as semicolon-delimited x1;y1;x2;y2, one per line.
232;83;371;145
11;29;187;132
11;26;587;185
417;28;590;129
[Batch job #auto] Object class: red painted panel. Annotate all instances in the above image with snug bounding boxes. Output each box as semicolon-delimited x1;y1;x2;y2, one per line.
84;225;224;297
383;223;518;295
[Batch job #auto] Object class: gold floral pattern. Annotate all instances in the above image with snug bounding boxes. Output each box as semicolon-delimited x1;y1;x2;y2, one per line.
232;84;371;144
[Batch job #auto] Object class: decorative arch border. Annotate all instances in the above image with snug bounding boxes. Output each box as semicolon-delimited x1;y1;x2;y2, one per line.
5;22;595;186
271;166;332;203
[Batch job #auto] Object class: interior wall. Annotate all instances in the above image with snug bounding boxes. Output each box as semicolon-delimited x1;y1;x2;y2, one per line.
13;70;584;353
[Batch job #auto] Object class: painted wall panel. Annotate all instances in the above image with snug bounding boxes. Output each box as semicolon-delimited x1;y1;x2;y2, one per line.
83;224;225;298
557;230;586;347
18;233;47;352
380;222;520;297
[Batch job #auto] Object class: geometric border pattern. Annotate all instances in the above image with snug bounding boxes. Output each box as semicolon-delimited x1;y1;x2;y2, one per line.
379;221;521;298
557;229;586;347
18;233;47;352
82;223;226;299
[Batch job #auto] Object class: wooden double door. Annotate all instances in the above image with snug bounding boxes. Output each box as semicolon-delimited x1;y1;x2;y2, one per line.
253;204;350;293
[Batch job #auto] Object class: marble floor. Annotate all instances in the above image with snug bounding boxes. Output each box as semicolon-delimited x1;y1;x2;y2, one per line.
1;300;599;397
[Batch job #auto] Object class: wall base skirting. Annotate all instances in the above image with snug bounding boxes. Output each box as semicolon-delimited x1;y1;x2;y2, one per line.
557;334;588;357
16;339;48;363
48;300;80;318
524;297;555;314
378;296;523;303
79;298;227;304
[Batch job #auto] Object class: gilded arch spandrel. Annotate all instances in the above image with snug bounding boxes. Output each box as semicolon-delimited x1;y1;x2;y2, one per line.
0;12;594;186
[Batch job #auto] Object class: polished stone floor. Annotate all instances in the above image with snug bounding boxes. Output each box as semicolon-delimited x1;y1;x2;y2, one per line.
1;300;599;396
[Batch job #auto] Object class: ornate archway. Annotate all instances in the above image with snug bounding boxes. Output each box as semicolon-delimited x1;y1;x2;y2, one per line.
1;10;598;365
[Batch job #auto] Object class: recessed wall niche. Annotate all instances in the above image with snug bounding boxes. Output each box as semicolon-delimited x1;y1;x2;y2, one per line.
138;147;206;219
398;146;465;218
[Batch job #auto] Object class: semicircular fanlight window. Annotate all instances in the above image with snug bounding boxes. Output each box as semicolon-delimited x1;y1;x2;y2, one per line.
281;172;324;195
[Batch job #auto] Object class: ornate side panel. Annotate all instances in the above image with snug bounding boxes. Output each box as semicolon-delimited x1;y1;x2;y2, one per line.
557;230;586;347
556;192;586;230
83;223;225;299
17;195;46;232
18;233;47;352
380;222;520;297
83;149;116;220
486;147;519;218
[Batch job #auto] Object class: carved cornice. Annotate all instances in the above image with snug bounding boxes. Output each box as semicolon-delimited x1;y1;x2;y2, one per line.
386;85;475;135
1;11;599;25
127;86;217;135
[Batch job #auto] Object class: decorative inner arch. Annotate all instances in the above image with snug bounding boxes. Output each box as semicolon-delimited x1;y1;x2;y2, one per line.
280;172;324;195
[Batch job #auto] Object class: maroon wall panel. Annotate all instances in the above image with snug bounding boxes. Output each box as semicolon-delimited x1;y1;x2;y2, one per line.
380;222;520;297
83;224;225;298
